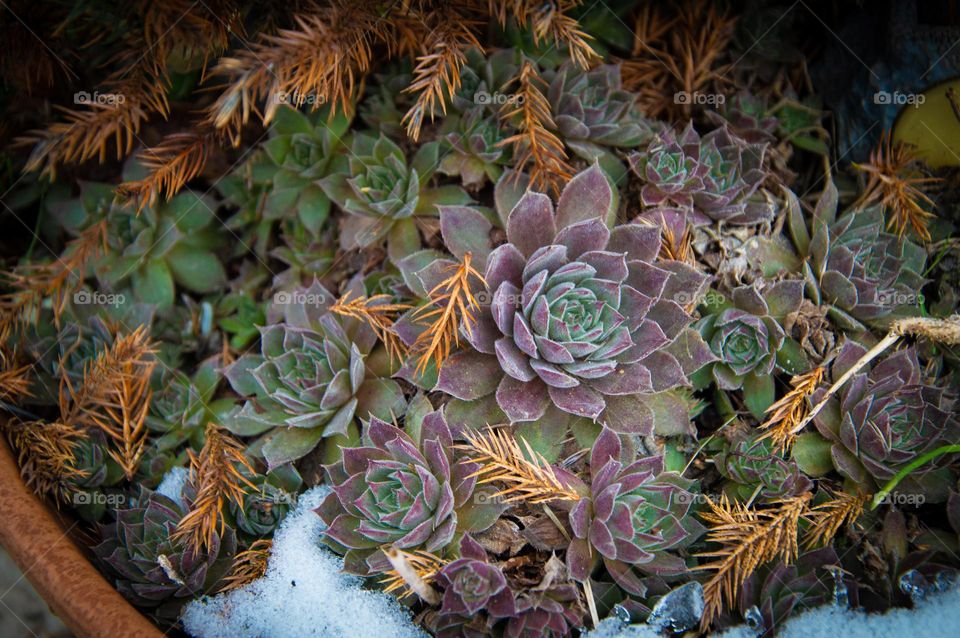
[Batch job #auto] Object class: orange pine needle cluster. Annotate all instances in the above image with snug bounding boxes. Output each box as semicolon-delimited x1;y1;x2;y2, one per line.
330;291;411;364
491;1;599;69
221;539;273;592
803;488;869;550
696;493;812;629
758;366;825;452
116;129;218;212
0;352;33;403
0;219;107;341
853;132;940;241
497;60;575;194
2;420;86;501
174;423;256;553
457;428;582;504
62;326;158;479
402;13;482;141
412;252;486;375
379;549;447;600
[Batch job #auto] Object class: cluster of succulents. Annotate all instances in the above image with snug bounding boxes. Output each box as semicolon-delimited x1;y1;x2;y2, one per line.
5;10;960;638
629;123;774;225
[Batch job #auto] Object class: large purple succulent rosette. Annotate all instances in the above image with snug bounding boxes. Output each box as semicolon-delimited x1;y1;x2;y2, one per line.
431;165;714;435
566;427;704;595
316;409;496;575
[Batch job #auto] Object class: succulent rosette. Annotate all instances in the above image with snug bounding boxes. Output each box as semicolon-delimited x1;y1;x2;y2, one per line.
567;427;704;595
696;281;806;417
223;280;405;469
754;179;927;331
718;436;812;501
438;106;509;190
94;487;236;620
316;409;498;575
229;466;302;537
430;165;715;437
436;534;516;619
811;342;959;495
629;123;773;225
548;63;654;181
321;133;471;263
505;586;584;638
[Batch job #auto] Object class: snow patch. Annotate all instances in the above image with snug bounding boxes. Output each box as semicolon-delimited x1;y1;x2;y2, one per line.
156;466;189;506
181;485;426;638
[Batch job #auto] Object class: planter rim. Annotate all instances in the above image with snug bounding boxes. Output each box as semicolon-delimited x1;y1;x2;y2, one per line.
0;437;163;638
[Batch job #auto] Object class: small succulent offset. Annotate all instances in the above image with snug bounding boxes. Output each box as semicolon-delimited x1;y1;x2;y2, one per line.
548;63;653;182
567;427;705;595
438;106;510;190
316;409;498;576
320;133;471;263
754;179;927;331
717;436;812;501
229;465;302;537
436;534;516;619
811;342;959;495
696;281;807;418
68;429;125;522
223;280;405;469
433;165;714;436
94;487;236;620
50;181;226;309
629;123;773;225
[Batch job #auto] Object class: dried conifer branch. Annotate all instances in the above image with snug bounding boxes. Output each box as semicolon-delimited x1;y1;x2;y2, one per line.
330;291;411;364
411;252;486;375
853;132;940;241
490;1;599;68
402;12;482;141
116;128;219;212
2;419;85;501
803;489;869;550
456;427;582;504
0;352;33;404
221;539;273;592
0;219;107;340
381;547;445;603
696;493;811;629
174;423;256;553
497;60;574;194
205;1;389;142
62;326;158;479
17;69;170;179
757;366;825;452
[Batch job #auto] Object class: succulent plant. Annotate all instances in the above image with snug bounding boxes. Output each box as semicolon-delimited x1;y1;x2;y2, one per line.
705;93;779;145
811;342;959;495
230;465;302;537
695;281;807;417
223;280;405;469
717;436;812;501
753;179;927;331
505;585;584;638
629;123;773;225
567;427;704;595
68;429;125;522
320;133;471;263
436;534;516;619
316;409;498;575
94;487;236;620
50;180;226;309
430;166;714;437
147;362;230;456
438;106;510;190
735;547;856;635
547;63;653;181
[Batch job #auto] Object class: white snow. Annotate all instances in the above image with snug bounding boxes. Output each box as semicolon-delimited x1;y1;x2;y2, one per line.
156;466;190;505
584;584;960;638
181;486;427;638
